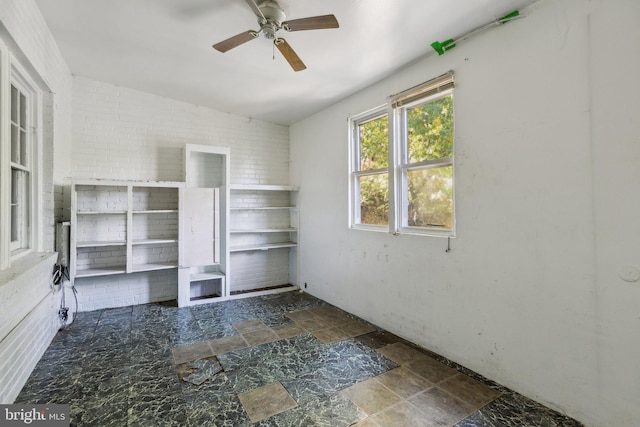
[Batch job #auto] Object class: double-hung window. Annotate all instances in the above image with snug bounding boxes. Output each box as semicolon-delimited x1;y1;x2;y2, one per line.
1;40;41;268
349;71;455;236
10;78;32;253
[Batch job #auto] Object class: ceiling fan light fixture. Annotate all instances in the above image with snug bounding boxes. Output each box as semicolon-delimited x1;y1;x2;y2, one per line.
213;0;339;71
258;1;286;26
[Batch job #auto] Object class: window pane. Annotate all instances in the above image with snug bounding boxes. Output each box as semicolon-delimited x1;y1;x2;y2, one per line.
359;115;388;170
11;169;21;242
407;94;453;163
11;124;20;163
359;173;388;225
11;168;30;247
20;129;27;167
11;85;18;124
20;93;27;127
406;166;453;229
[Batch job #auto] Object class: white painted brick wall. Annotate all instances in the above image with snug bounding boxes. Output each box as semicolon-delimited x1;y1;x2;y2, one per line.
0;253;59;403
70;76;291;310
132;213;178;240
74;269;178;311
229;250;291;292
71;76;289;184
0;0;74;404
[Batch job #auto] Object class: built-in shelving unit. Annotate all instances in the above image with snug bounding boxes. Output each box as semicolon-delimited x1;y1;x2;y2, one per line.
228;184;299;295
178;144;229;307
70;146;301;307
70;180;183;281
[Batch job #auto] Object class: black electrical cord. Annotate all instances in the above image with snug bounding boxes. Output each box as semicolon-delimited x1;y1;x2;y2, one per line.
53;265;72;329
72;284;78;319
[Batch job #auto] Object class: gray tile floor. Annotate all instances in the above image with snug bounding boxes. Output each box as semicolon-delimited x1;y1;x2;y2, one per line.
16;292;584;426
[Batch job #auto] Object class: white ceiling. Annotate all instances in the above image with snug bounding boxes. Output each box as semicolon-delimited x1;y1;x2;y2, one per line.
35;0;537;125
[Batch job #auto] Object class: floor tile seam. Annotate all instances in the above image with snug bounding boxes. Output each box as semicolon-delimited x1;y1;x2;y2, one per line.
388;343;509;394
369;376;420;405
401;360;460;385
378;397;471;427
438;371;504;405
370;372;478;419
206;334;249;356
415;381;502;423
363;369;490;421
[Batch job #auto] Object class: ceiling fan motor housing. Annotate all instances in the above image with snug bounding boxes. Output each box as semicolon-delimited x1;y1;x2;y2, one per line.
258;1;286;39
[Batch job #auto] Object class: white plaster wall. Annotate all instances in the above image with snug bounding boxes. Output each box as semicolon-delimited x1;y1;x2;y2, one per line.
290;0;640;426
70;77;291;310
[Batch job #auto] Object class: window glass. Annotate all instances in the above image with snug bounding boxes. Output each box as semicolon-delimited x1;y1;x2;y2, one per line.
406;166;453;229
407;95;453;163
358;115;388;170
11;84;18;123
8;80;32;252
11;122;19;163
11;169;29;244
358;173;389;225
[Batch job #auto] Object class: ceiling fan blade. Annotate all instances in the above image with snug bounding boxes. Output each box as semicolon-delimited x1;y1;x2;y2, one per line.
244;0;266;21
282;14;339;32
274;38;306;72
213;30;259;53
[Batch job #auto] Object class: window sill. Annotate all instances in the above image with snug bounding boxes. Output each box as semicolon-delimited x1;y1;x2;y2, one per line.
349;224;388;233
397;228;455;238
0;252;57;287
350;224;455;239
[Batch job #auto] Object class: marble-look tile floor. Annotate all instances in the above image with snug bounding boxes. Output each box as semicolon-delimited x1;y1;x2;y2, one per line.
16;292;584;426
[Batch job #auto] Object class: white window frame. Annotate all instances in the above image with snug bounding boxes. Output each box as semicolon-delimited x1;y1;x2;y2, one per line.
395;89;455;237
348;105;389;232
0;40;43;269
349;71;455;238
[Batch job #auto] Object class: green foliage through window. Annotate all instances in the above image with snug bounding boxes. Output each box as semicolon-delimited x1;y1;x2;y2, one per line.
407;95;453;163
350;76;455;234
405;95;454;230
359;115;388;170
359;173;388;225
357;114;389;225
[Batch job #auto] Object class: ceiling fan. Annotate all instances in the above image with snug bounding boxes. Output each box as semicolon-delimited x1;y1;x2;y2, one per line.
212;0;339;71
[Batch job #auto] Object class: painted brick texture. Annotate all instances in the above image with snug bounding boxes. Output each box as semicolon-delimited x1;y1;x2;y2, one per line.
0;0;73;404
70;76;291;310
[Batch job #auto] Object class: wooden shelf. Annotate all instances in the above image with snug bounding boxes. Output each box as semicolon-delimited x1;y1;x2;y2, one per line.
131;262;178;273
230;228;296;233
230;242;297;252
76;240;126;248
75;266;126;278
230;184;299;192
133;210;178;214
132;238;178;245
77;211;127;215
190;272;225;281
230;206;295;211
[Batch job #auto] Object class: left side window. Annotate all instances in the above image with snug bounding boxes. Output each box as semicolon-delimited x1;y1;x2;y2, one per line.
349;108;389;230
10;80;31;253
1;43;40;268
